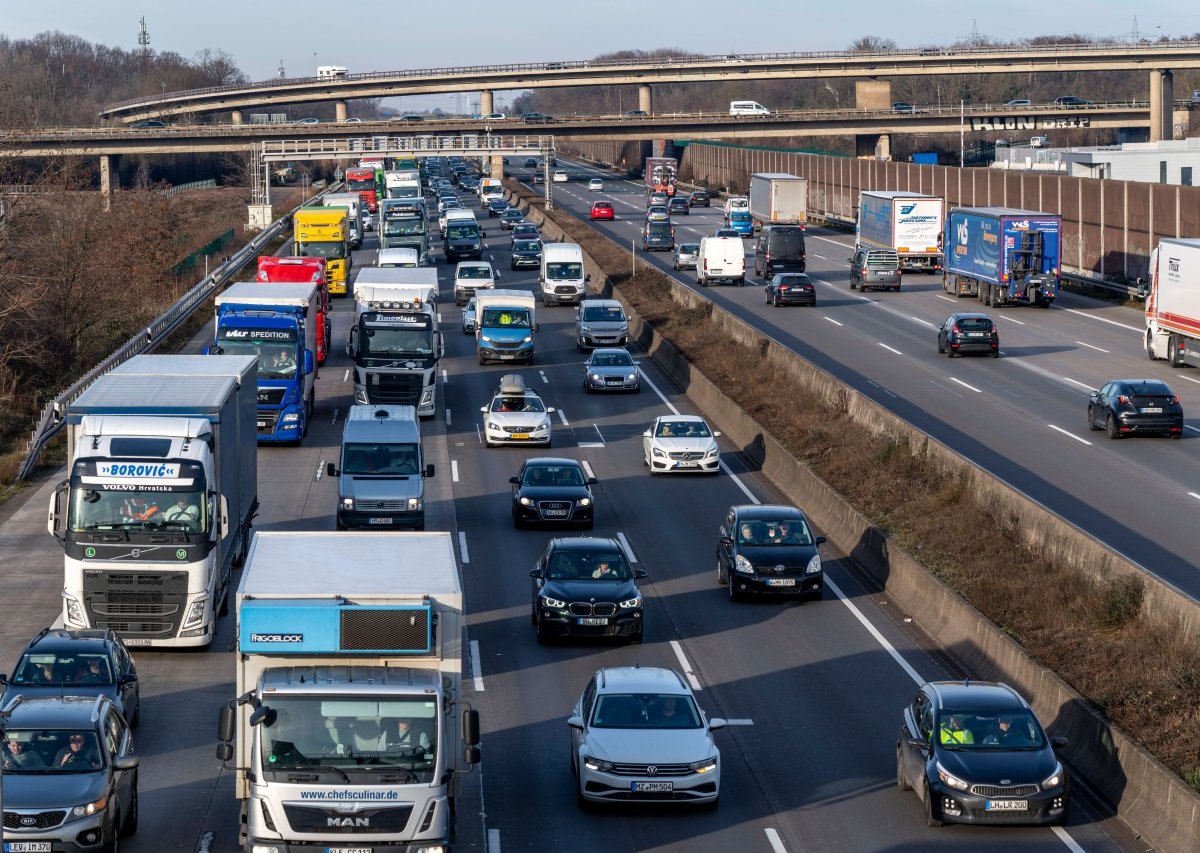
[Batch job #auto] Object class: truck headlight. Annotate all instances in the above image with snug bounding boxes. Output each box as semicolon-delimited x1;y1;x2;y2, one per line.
421;388;434;405
522;335;533;343
341;498;354;510
619;596;642;609
71;795;107;817
407;498;422;511
734;554;754;575
182;597;208;629
354;388;368;404
806;554;823;574
281;413;300;423
63;596;86;627
936;761;969;791
540;594;566;609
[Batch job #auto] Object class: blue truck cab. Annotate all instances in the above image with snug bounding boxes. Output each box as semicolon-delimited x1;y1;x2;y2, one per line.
943;207;1061;308
728;209;754;236
210;282;318;442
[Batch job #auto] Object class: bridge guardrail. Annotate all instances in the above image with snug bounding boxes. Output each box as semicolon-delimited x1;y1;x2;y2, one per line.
14;188;333;483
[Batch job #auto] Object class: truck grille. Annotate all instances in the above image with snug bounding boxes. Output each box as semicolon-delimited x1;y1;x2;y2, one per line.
257;411;278;434
282;804;415;834
490;340;525;351
84;570;188;638
4;810;67;830
258;387;287;406
367;372;423;405
569;602;617;617
554;286;577;295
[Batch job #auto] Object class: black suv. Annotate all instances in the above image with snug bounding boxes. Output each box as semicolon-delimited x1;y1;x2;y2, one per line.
688;191;711;208
511;458;597;528
716;504;826;601
510;239;543;270
529;537;646;643
2;628;141;728
0;694;140;849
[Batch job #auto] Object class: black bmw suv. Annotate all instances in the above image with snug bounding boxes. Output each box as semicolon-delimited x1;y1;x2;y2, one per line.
529;537;646;643
511;457;597;528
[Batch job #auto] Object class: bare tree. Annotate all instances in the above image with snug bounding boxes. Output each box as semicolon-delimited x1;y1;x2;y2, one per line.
849;36;898;53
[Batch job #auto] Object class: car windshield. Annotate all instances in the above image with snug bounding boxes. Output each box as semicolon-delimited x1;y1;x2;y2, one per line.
545;549;631;581
656;420;711;438
523;465;585;486
11;653;114;687
590;351;635;368
295;240;346;260
446;225;478;240
582;307;624;322
936;709;1046;749
457;266;492;279
735;518;813;546
513;241;541;252
546;262;583;281
594;203;612;210
503;211;523;219
3;729;105;773
591;694;702;729
341;442;420;475
491;395;545;413
481;308;530;328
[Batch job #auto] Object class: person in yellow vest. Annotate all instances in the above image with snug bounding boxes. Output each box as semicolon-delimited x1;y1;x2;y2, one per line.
940;713;975;745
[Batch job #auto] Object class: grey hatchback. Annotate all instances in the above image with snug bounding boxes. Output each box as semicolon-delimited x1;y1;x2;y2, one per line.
673;243;700;270
849;247;902;292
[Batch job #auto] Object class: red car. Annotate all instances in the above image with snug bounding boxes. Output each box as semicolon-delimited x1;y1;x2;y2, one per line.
590;201;615;221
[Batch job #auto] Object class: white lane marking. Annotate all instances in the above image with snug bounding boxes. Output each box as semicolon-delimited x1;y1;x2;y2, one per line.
592;424;606;445
638;368;681;415
437;311;443;323
950;377;982;393
330;408;340;425
488;828;501;853
1048;424;1093;446
823;316;844;327
718;459;760;504
451;460;460;482
878;343;903;356
998;315;1026;325
724;719;755;725
582;460;595;480
446;408;453;427
670;640;702;691
1051;826;1088;853
314;460;325;481
469;640;485;692
765;828;788;853
935;294;957;302
826;576;923;685
557;409;570;426
1178;375;1200;386
616;532;639;564
1062;307;1142;333
441;369;448;384
1062;377;1097;392
1186;425;1200;434
342;369;350;382
539;370;549;383
577;442;604;448
813;254;828;261
458;532;471;564
1074;340;1110;353
910;315;937;328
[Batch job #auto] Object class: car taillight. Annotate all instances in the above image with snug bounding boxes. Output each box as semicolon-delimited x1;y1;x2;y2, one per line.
951;324;960;334
1117;395;1131;405
1171;395;1180;404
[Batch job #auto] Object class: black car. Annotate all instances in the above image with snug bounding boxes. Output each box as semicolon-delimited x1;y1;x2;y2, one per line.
716;504;826;601
667;197;690;216
511;458;597;528
765;273;816;307
522;112;553;123
897;681;1069;827
130;119;167;128
642;221;675;252
487;197;510;217
524;157;539;168
511;239;543;270
688;191;711;208
938;313;999;358
1088;379;1183;439
529;537;646;643
500;208;525;229
1;628;141;727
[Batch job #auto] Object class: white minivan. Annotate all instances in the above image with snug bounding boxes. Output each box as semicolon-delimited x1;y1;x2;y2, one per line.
440;207;476;237
729;100;771;116
540;243;590;306
697;236;746;286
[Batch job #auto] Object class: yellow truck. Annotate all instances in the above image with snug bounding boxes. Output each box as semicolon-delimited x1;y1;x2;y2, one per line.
292;206;352;296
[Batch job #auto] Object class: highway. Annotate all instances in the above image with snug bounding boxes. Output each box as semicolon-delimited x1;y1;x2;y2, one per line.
0;177;1147;851
529;158;1200;599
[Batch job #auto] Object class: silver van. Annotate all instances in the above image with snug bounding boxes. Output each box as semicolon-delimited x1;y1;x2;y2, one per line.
326;405;435;530
849;248;902;292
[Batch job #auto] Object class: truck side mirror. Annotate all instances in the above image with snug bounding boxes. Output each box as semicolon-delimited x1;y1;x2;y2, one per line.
217;706;235;742
347;328;357;357
463;708;480;747
424;464;435;478
436;332;445;359
47;481;67;538
249;705;276;728
303;350;314;376
326;462;338;477
218;495;230;537
533;322;540;332
216;742;233;762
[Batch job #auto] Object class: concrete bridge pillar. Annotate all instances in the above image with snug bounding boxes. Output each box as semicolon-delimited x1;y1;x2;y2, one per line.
490;154;505;179
230;110;244;125
99;154;119;211
855;80;891;110
855;134;891;160
480;90;494;115
638;84;652;114
335;100;348;123
1150;70;1174;142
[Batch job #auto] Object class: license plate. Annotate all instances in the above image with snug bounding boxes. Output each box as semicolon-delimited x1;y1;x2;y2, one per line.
510;433;530;440
7;844;53;852
632;781;674;792
544;510;568;517
1141;407;1163;413
257;421;268;429
124;639;152;647
578;617;609;626
499;354;515;360
766;578;797;587
968;332;985;337
328;848;373;853
985;800;1028;811
677;461;698;468
368;517;393;525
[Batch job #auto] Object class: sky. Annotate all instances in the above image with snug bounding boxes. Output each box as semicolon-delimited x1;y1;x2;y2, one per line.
4;2;1196;110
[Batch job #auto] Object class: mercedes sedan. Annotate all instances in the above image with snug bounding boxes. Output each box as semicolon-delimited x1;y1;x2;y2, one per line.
643;415;721;474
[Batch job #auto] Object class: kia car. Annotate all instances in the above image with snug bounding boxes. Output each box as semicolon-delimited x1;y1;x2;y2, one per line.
1087;379;1183;439
765;273;816;307
590;201;616;221
643;415;721;474
511;458;597;528
583;348;640;393
529;538;646;643
938;313;999;358
716;504;827;601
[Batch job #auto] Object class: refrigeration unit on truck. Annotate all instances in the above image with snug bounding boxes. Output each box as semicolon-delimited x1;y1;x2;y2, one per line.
256;256;332;365
211;282;319;442
1145;238;1200;366
748;173;808;230
379;197;430;262
349;268;443;417
644;157;678;198
48;355;258;648
475;289;538;365
293;206;352;297
856;191;944;273
942;207;1060;308
215;532;480;852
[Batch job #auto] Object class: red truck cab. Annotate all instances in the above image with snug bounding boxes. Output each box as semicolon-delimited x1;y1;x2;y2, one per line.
345;167;379;213
257;256;332;364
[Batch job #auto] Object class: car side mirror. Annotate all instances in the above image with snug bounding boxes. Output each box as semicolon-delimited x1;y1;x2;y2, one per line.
634;569;648;579
907;737;929;751
510;476;521;485
1051;736;1070;749
708;717;727;731
114;755;140;771
119;673;137;685
566;716;584;730
586;477;598;485
326;463;338;477
0;673;7;686
529;568;543;578
815;535;827;546
534;322;540;332
719;536;732;546
495;271;501;279
424;464;436;478
546;407;556;414
713;431;723;438
846;257;854;264
480;406;488;413
643;430;652;437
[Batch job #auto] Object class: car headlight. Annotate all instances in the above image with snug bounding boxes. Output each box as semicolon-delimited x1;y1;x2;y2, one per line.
579;325;592;334
536;420;550;432
71;795;107;817
540;594;566;609
407;498;422;511
734;554;754;575
619;596;642;609
705;445;719;458
487;420;501;431
689;757;718;774
652;447;666;458
519;496;533;506
806;554;822;574
576;497;591;507
590;373;604;382
1042;762;1064;789
584;755;614;772
182;596;208;629
341;497;354;510
522;335;533;343
481;335;492;342
627;373;638;381
936;761;969;791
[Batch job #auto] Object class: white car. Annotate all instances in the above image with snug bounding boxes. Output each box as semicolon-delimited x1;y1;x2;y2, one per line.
479;113;506;120
480;375;554;447
588;178;604;191
462;297;477;334
553;170;569;183
723;196;749;216
453;261;496;306
642;415;721;474
568;666;725;808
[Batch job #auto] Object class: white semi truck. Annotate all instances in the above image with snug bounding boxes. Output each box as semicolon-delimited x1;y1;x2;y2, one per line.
1145;237;1200;366
856;190;945;273
48;354;258;647
216;531;480;852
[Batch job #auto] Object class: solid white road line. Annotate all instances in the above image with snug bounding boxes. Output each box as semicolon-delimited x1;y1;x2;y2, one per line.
638;368;681;415
487;829;501;853
1189;492;1200;500
823;316;845;327
616;532;639;564
878;343;903;355
458;532;470;564
1048;424;1093;446
582;460;595;480
935;294;957;302
910;316;937;328
1062;377;1097;392
1062;307;1141;333
451;460;460;483
557;409;570;426
1074;340;1110;353
469;640;485;692
826;576;923;685
314;460;325;481
342;369;350;382
998;315;1026;325
1186;425;1200;434
1051;827;1088;853
1177;374;1200;386
765;828;788;853
719;461;760;504
669;640;702;691
950;377;982;393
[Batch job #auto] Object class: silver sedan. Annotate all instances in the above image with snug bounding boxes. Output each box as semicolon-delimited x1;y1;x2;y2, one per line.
583;348;640;393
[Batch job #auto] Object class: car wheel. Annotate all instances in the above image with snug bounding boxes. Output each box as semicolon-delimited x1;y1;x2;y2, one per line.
717;558;728;586
924;782;943;827
850;280;857;290
937;338;945;354
1169;336;1186;368
992;348;999;358
106;829;121;853
896;746;911;791
512;508;523;529
629;625;643;644
946;346;955;358
773;293;781;307
576;783;594;811
1106;413;1122;440
1087;407;1101;431
478;355;487;365
120;782;138;836
728;574;741;602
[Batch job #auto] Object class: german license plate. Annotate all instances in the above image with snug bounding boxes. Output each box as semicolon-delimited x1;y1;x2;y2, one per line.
544;510;568;517
632;781;673;792
1141;407;1162;413
677;461;698;468
968;332;985;337
328;848;373;853
7;844;53;852
368;517;394;525
766;578;797;587
124;639;152;647
985;799;1027;811
511;433;530;440
578;617;608;626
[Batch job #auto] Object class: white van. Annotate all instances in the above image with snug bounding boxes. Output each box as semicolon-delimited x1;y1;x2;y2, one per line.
730;100;771;116
440;207;476;237
697;236;746;286
316;65;348;79
540;243;590;306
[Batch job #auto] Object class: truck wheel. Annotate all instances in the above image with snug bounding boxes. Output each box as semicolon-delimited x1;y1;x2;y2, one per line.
1145;331;1158;360
1169;336;1185;368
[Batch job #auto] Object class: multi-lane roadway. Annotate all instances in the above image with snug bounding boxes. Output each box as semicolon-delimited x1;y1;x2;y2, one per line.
0;175;1150;852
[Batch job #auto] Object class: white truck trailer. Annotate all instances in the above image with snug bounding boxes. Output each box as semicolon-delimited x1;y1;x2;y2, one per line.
1145;237;1200;366
748;173;808;230
856;190;945;273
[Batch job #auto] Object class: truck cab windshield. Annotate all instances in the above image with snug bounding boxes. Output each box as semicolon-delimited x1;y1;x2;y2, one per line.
446;225;479;240
69;486;208;534
215;337;298;379
347;179;375;192
342;442;420;475
361;326;433;357
388;187;420;199
296;241;346;261
481;309;530;328
384;218;426;236
546;262;583;281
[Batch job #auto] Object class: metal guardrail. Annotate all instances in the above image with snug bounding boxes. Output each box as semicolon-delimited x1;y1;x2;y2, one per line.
157;179;217;196
13;189;330;483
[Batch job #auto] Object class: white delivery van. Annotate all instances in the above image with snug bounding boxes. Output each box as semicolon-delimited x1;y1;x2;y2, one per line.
730;100;771;116
440;207;476;237
697;236;746;286
540;243;590;306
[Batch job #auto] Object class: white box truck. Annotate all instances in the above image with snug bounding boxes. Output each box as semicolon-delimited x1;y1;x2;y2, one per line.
1145;238;1200;365
48;355;258;648
539;243;589;306
216;532;480;852
749;173;808;230
856;190;945;273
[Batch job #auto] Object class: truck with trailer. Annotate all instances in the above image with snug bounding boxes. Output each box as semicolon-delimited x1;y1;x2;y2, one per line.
1145;238;1200;366
345;166;380;214
942;206;1061;308
293;206;352;298
211;282;319;442
48;354;258;648
215;532;480;852
748;173;808;230
385;170;422;200
475;289;538;365
379;197;430;262
856;191;944;273
349;268;443;417
644;157;678;198
256;256;332;365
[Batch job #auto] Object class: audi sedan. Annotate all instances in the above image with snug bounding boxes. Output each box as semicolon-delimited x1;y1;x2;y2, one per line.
643;415;721;474
567;666;725;808
511;458;597;528
897;681;1069;827
530;538;646;643
584;349;640;393
716;504;826;601
765;273;816;306
1088;379;1183;439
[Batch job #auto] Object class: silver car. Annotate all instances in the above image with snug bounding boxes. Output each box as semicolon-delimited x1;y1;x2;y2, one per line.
583;348;640;393
673;242;700;270
646;205;671;223
463;297;477;334
576;299;629;351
